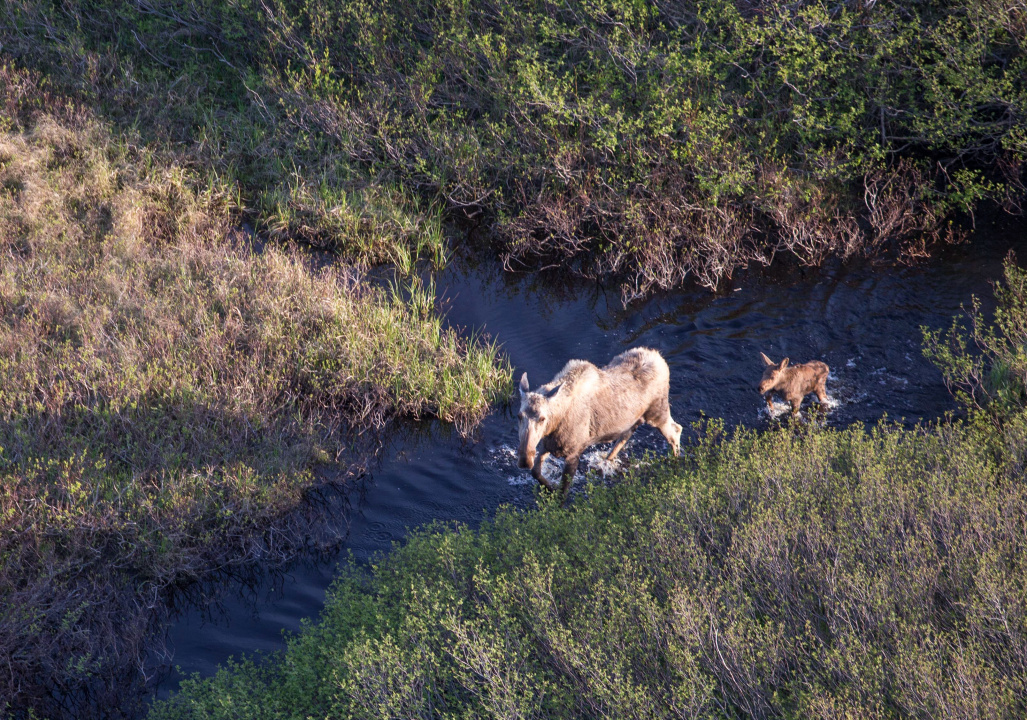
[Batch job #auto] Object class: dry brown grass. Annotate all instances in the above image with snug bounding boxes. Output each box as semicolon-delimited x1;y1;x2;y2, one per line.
0;71;510;717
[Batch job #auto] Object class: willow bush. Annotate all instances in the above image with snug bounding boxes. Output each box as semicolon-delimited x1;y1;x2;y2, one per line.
150;414;1027;719
258;0;1027;296
5;0;1026;296
924;252;1027;419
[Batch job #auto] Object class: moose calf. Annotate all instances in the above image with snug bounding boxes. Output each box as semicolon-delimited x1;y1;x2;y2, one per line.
517;347;682;503
758;352;830;416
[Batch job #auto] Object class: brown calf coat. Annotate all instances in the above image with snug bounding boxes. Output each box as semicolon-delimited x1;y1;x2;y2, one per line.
758;352;830;415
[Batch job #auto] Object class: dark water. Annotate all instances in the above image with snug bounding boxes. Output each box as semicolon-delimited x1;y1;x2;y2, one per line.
154;229;1021;699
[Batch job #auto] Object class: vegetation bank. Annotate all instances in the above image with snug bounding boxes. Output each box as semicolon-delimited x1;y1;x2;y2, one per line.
0;68;510;717
4;0;1026;297
151;259;1027;718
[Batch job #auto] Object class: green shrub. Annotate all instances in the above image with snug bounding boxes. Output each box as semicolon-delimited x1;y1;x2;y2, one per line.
150;415;1027;720
924;252;1027;420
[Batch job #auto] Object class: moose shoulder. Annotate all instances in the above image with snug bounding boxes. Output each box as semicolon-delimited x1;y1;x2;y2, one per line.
517;347;682;503
758;352;830;416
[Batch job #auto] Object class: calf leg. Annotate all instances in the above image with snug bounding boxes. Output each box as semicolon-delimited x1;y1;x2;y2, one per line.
815;379;829;407
559;455;580;506
790;397;802;416
607;421;641;461
532;452;557;491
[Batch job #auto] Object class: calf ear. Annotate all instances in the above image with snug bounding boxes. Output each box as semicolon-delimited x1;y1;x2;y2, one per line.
780;357;790;369
544;383;562;399
519;372;530;396
760;352;774;366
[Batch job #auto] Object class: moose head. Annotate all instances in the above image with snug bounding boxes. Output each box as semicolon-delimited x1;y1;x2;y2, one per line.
758;352;790;395
516;372;560;470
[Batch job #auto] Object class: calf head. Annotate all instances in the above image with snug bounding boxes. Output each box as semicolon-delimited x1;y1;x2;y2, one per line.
758;352;789;394
517;373;558;469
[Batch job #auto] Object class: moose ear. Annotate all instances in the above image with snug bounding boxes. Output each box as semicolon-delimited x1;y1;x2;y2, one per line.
519;373;530;396
780;357;790;369
760;352;774;367
544;383;562;399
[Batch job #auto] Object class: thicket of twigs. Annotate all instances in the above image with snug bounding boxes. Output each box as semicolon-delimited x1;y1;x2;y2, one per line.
5;0;1025;297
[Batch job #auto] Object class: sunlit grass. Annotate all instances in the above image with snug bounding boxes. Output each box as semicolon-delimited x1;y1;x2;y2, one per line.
0;99;510;715
261;174;449;272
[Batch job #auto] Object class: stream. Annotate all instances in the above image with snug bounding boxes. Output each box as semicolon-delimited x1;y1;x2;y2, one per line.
153;227;1021;700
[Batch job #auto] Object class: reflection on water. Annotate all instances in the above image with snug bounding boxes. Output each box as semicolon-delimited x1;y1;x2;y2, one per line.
155;228;1016;700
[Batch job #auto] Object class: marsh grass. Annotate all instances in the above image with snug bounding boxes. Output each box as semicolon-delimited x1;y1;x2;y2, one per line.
0;8;448;275
0;85;510;716
262;178;449;273
150;415;1027;719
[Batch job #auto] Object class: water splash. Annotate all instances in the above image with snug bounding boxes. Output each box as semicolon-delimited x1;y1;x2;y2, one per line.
761;398;794;419
493;443;633;485
759;393;840;419
494;444;565;486
579;450;623;478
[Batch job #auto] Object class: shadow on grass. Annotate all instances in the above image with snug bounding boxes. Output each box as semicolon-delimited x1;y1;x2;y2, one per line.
0;394;386;720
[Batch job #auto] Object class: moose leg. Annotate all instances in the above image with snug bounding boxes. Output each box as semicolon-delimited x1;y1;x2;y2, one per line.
765;393;775;413
559;455;580;506
790;397;802;416
657;419;683;457
607;421;641;461
532;452;557;491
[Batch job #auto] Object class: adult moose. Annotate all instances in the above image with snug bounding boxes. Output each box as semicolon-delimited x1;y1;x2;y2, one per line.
517;347;682;504
758;352;830;416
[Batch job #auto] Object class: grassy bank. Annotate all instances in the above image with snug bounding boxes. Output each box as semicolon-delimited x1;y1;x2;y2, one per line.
1;3;448;274
0;71;510;717
4;0;1026;298
149;414;1027;719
